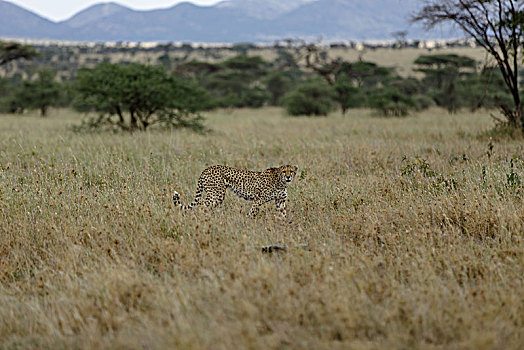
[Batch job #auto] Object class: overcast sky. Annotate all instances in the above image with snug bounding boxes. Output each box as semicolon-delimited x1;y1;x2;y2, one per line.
6;0;222;21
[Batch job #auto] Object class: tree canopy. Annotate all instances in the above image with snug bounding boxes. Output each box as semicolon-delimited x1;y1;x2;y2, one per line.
15;69;61;116
0;41;38;66
74;63;208;131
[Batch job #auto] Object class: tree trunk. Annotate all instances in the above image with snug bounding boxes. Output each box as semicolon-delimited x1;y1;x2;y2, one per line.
517;104;523;132
130;110;139;130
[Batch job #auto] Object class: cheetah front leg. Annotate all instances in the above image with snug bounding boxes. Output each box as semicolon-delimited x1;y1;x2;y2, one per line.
249;199;266;218
275;198;287;219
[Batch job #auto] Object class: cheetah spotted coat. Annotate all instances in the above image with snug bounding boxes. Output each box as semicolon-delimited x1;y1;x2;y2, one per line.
173;164;298;218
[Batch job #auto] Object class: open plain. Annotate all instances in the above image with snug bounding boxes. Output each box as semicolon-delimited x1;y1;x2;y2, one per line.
1;108;523;348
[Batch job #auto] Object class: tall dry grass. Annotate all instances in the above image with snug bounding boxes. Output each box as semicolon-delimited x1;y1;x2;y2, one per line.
0;108;523;349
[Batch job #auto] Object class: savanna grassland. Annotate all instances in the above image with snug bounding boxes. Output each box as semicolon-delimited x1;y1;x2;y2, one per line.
1;44;487;80
1;108;523;349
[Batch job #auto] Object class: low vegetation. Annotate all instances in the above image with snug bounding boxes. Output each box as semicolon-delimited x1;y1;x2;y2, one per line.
1;40;520;125
1;107;523;348
283;78;335;116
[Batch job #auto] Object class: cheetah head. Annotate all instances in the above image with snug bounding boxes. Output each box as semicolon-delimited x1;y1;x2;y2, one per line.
279;165;298;184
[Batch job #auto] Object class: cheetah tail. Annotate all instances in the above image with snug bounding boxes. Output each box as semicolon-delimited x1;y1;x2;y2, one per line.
173;182;203;211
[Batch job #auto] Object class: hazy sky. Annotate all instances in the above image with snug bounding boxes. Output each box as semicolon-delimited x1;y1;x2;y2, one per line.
6;0;222;21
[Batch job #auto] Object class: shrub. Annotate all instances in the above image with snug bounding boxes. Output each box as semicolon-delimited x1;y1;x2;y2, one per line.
413;94;435;111
242;87;270;108
367;87;416;117
283;79;335;116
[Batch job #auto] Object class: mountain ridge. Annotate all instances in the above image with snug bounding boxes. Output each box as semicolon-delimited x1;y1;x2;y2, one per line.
62;2;133;28
0;0;457;42
0;1;59;38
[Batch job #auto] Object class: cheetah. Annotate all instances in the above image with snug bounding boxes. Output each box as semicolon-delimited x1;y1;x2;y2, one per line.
173;164;298;218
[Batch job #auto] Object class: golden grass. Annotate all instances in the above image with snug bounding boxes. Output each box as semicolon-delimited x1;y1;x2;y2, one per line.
1;107;523;349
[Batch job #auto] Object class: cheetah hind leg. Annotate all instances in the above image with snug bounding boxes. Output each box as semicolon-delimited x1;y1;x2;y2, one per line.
202;185;226;208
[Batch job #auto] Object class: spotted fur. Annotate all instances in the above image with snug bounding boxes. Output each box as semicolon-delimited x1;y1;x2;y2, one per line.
173;164;298;218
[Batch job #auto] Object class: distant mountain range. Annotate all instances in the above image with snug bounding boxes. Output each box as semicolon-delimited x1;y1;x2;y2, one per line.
0;0;458;43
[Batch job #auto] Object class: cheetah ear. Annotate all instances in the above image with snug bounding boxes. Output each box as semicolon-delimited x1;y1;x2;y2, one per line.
293;165;298;172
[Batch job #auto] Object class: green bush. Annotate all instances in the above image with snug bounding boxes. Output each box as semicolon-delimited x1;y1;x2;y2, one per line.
242;87;270;108
213;93;241;109
413;94;435;111
367;87;416;117
283;79;335;116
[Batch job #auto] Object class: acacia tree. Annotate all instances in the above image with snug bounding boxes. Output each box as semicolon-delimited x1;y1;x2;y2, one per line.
295;43;390;113
413;0;523;129
74;63;208;132
414;54;477;113
203;55;270;108
0;41;38;66
15;69;61;116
